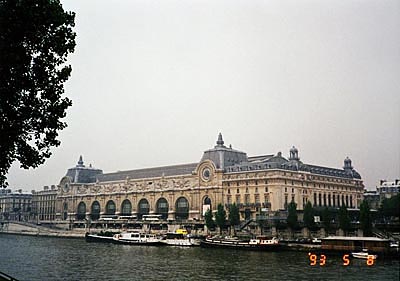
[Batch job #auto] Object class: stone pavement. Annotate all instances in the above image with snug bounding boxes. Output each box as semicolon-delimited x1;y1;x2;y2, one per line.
0;222;85;238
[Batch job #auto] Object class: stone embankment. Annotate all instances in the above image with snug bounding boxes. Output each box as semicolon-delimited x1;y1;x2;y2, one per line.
0;222;85;238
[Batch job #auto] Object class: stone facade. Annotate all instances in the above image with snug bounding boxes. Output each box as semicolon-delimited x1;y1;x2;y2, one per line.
0;189;32;221
55;134;364;222
377;179;400;200
31;185;58;221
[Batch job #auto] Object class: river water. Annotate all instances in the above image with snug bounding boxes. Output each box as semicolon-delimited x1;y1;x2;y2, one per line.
0;234;399;281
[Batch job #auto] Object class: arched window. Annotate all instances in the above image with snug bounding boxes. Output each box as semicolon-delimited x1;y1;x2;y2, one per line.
138;199;149;220
203;196;212;216
91;201;100;220
175;197;189;220
77;202;86;220
105;200;116;215
121;199;132;216
156;198;169;220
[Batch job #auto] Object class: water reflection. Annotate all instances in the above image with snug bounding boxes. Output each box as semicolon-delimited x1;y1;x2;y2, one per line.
0;235;398;281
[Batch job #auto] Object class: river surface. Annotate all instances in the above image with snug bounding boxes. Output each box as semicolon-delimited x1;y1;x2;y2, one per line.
0;234;399;281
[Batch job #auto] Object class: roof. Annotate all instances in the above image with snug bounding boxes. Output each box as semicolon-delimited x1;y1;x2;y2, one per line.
96;163;198;182
322;236;389;242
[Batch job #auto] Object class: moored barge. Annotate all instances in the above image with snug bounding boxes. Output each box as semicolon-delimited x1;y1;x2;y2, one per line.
200;236;280;251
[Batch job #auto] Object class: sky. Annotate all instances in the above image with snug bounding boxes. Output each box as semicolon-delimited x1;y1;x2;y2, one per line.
6;0;400;192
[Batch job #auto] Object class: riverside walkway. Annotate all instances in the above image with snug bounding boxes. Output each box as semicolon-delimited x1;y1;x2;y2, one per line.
0;221;85;238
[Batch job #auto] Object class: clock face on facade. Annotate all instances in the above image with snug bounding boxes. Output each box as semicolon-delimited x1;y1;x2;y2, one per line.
63;183;69;193
60;177;70;193
201;167;211;182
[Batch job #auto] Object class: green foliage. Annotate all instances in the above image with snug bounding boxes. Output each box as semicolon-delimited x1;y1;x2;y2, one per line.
228;203;240;227
303;201;315;229
0;0;76;187
380;195;400;219
215;203;226;234
287;201;298;229
204;209;215;230
338;205;351;232
359;200;372;236
321;207;332;230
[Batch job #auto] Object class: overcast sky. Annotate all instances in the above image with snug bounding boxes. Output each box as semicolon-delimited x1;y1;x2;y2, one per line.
7;0;400;192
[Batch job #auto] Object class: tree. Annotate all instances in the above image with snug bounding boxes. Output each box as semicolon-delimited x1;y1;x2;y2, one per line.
215;203;226;235
204;209;215;232
359;200;372;236
321;207;332;231
338;205;351;234
303;201;315;230
228;203;240;236
380;195;400;220
0;0;76;187
287;201;298;230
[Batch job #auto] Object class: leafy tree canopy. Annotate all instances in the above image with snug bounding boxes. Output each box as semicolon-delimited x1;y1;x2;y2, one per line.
287;201;298;229
338;205;351;232
359;200;372;236
204;209;215;230
380;195;400;219
215;203;226;234
303;201;315;229
228;203;240;227
322;207;332;230
0;0;76;187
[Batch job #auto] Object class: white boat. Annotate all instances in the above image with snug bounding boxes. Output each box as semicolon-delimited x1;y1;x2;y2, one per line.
112;232;163;245
351;250;378;260
161;232;201;247
201;236;280;251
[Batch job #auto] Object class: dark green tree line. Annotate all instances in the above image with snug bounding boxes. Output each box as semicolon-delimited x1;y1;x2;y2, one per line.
215;203;226;234
228;203;240;235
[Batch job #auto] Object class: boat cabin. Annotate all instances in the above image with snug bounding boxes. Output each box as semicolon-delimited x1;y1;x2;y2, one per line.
321;236;390;253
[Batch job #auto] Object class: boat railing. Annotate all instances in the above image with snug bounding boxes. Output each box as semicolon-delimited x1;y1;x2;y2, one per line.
0;271;18;281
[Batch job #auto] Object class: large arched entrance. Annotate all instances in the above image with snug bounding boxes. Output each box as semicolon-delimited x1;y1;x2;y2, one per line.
156;198;169;220
121;199;132;216
175;197;189;220
91;201;100;220
63;202;68;220
202;196;211;216
138;199;149;220
77;202;86;220
105;200;116;216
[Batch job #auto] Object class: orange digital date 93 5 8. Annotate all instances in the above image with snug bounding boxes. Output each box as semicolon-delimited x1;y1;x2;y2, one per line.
308;253;375;266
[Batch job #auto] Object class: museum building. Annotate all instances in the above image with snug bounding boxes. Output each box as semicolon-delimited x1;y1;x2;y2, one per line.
56;134;364;222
